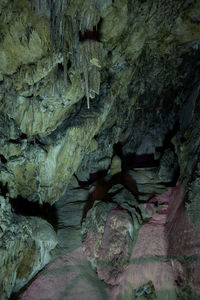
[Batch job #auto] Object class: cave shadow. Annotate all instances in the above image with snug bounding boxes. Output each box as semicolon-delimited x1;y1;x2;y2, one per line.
81;133;180;224
80;169;145;224
9;196;58;232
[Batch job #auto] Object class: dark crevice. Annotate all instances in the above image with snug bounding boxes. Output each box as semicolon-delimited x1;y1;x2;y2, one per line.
27;136;48;153
67;59;71;70
57;62;64;73
113;142;159;170
75;169;108;188
9;196;58;232
79;28;100;42
79;18;102;42
33;137;48;152
0;182;9;197
8;139;21;144
20;133;28;139
0;154;7;164
25;94;34;99
8;133;27;144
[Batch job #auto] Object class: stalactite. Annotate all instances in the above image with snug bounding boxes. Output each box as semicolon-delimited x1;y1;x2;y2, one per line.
49;0;68;50
84;69;90;109
78;40;102;109
80;8;99;34
29;0;106;108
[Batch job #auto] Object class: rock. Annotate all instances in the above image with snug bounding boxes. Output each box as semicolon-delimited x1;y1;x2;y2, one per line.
112;188;151;226
81;201;117;242
95;209;134;285
0;0;200;297
82;208;134;286
134;281;156;299
0;93;115;204
21;247;108;300
110;186;200;299
0;196;57;299
52;185;88;256
158;149;179;183
82;198;143;285
56;202;85;227
109;155;122;176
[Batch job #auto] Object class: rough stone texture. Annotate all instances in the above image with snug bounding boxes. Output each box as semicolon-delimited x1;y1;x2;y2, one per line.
0;196;57;299
109;186;200;299
21;247;108;300
1;0;200;297
1;0;199;204
21;186;200;299
51;181;88;257
81;189;153;286
166;184;200;295
94;209;133;285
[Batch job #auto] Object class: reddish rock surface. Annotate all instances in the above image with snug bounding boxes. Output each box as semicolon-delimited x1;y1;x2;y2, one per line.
22;247;108;300
22;185;200;299
110;185;200;299
109;187;178;299
83;209;133;285
166;184;200;294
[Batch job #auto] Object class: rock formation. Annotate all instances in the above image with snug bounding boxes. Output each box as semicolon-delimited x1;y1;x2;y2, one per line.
0;0;200;298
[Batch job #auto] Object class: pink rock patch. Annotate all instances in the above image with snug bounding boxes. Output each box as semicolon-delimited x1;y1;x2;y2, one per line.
110;185;200;298
22;247;108;300
22;184;200;299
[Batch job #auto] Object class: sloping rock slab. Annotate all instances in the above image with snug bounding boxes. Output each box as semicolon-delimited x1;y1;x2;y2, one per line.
22;247;108;300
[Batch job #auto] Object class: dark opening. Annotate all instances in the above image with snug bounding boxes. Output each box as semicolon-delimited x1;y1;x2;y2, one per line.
8;139;21;144
0;154;7;164
67;59;71;70
79;18;102;42
9;196;58;232
20;133;28;139
8;134;27;145
57;62;64;73
113;142;159;170
26;94;34;99
0;182;9;197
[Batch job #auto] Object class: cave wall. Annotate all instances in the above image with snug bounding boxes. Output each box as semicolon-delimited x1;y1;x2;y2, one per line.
0;196;57;299
0;0;200;205
0;0;200;298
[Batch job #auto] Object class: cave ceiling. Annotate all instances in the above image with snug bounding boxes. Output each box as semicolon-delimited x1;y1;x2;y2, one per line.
0;0;199;208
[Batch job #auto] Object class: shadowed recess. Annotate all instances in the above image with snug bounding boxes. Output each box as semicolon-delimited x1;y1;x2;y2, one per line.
9;196;58;232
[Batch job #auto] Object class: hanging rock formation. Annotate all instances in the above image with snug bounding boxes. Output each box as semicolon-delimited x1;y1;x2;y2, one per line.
0;0;200;298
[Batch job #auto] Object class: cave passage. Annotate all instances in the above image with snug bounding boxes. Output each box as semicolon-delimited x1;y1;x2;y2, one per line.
9;196;58;232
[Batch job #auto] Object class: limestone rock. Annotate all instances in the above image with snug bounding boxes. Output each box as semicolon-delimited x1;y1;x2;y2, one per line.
82;207;134;285
0;196;57;299
109;155;122;176
0;94;115;204
78;40;103;108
